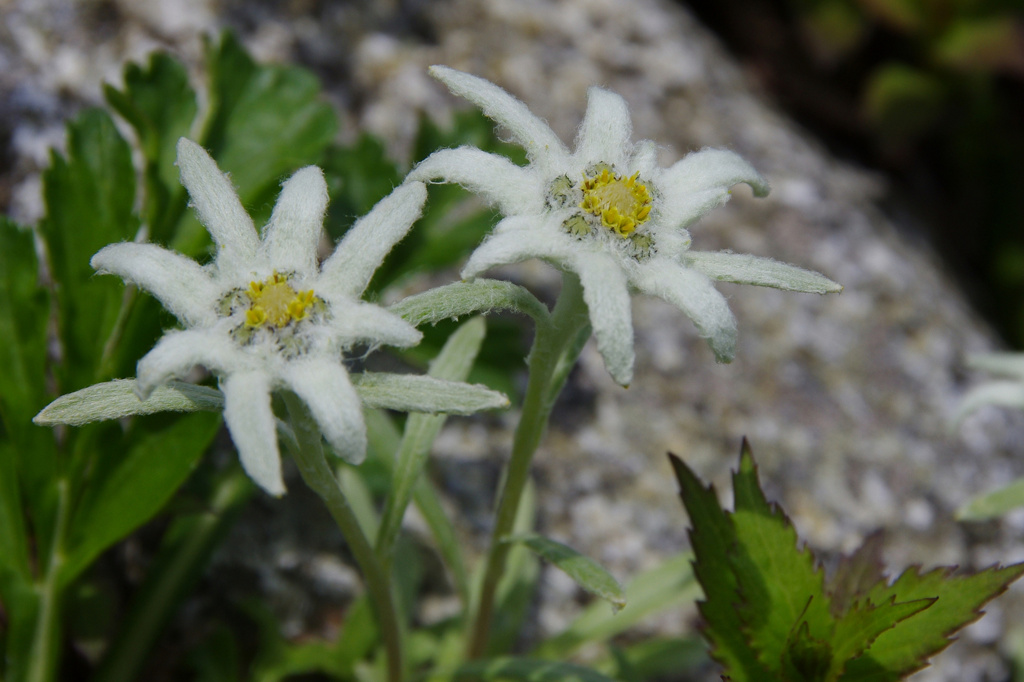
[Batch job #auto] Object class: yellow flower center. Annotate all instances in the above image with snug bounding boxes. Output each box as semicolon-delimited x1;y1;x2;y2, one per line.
579;168;653;237
244;272;318;328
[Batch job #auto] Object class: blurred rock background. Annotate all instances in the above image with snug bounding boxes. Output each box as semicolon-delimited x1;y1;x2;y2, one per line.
3;0;1024;680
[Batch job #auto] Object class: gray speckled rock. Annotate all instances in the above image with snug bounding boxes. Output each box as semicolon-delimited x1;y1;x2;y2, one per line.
5;0;1024;678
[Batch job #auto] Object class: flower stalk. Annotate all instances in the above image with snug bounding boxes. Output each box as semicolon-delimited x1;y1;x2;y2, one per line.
467;273;589;658
283;392;404;682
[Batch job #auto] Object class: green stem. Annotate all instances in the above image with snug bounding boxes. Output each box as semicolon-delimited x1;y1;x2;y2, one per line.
26;479;70;682
283;393;404;682
466;273;589;658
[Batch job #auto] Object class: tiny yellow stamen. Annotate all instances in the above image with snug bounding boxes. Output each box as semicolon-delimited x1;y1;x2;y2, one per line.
579;166;653;238
242;273;322;329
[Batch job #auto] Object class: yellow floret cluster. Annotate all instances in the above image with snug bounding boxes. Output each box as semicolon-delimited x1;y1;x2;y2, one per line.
579;168;653;237
244;272;319;328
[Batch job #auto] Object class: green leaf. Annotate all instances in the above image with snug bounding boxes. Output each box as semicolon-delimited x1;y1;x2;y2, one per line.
828;532;887;616
33;379;223;426
826;597;933;680
729;441;835;672
390;279;551;329
351;371;509;414
61;411;222;585
668;452;770;681
841;562;1024;681
956;476;1024;521
534;552;699;660
686;251;843;294
103;53;197;243
933;16;1022;72
504;534;625;612
0;219;51;584
376;317;488;570
40;108;140;390
429;657;619;682
322;134;404;241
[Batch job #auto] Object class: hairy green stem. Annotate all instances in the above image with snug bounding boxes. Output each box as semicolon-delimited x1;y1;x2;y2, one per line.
283;393;404;682
26;479;70;682
467;274;589;658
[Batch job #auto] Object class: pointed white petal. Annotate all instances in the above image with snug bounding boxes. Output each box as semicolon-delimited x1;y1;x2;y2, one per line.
429;66;569;166
136;328;243;399
571;252;634;386
283;359;366;465
327;301;422;349
261;166;327;276
461;216;570;279
954;381;1024;426
574;87;632;168
319;182;427;297
630;258;737;363
91;243;218;326
967;353;1024;380
686;251;842;294
658;149;770;229
630;140;659;177
222;371;285;496
408;147;544;214
176;138;259;275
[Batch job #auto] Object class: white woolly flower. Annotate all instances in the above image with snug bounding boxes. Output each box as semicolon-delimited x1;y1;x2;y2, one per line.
410;66;841;386
91;138;426;495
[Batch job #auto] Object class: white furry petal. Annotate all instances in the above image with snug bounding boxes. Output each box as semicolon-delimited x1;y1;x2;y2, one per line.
572;251;635;387
630;258;738;363
135;328;243;399
222;371;285;496
429;66;569;168
176;138;259;276
574;87;633;169
91;243;218;326
261;166;328;276
283;359;366;465
658;149;770;229
461;216;570;279
409;147;544;214
320;182;427;297
326;301;422;349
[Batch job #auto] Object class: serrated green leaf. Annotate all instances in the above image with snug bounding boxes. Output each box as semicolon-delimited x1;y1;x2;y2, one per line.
103;53;197;243
0;219;51;584
730;441;835;672
956;476;1024;520
351;371;509;414
781;618;832;682
841;562;1024;681
428;657;619;682
33;379;223;426
505;533;626;612
668;452;770;682
40;108;140;390
828;532;887;617
826;597;933;680
61;411;222;585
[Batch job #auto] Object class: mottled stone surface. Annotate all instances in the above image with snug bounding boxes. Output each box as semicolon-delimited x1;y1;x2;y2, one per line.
4;0;1024;679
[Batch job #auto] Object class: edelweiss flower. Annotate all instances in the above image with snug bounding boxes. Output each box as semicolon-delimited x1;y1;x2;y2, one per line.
410;67;841;386
92;138;426;495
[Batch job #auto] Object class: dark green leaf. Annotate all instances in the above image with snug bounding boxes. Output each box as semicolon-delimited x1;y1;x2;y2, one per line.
61;411;221;585
826;597;932;680
828;532;887;616
40;109;140;390
729;441;834;671
103;53;197;243
669;452;770;682
322;134;403;241
841;562;1024;681
505;534;625;611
